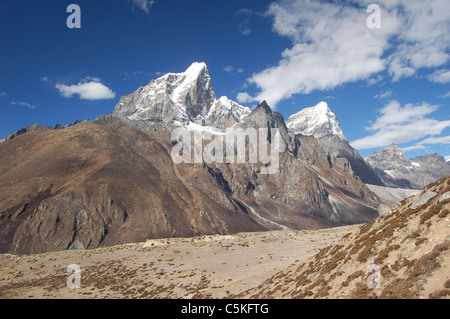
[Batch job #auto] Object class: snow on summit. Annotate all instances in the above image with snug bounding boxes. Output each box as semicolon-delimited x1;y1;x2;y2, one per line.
286;102;346;140
112;62;250;129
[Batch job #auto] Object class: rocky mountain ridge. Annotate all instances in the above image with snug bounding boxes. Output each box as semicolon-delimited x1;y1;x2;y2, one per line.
112;62;250;130
368;144;450;189
0;120;88;145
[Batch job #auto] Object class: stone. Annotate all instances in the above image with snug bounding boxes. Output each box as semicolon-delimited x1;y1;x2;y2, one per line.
411;191;437;209
378;204;392;217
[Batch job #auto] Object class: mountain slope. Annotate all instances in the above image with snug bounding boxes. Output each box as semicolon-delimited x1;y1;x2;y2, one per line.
287;102;382;186
0;120;270;255
238;176;450;299
211;101;379;225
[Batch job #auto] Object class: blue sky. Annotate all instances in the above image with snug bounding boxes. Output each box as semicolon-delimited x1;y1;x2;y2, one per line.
1;0;449;159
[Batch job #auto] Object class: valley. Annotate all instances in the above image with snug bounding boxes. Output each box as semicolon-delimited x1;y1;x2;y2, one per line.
0;62;449;300
0;225;356;299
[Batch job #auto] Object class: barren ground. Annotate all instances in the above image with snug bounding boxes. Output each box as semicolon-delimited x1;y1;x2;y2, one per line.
0;225;357;299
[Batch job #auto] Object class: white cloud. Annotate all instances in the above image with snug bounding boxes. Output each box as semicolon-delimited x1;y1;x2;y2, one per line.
123;70;145;80
236;92;254;103
350;100;450;149
129;0;155;14
10;101;37;110
0;92;6;97
438;91;450;98
224;65;235;74
428;69;450;84
418;135;450;145
236;8;253;35
401;145;426;152
239;0;450;106
367;75;384;87
367;101;438;131
55;77;116;100
40;76;49;82
402;135;450;153
224;65;245;75
374;89;394;99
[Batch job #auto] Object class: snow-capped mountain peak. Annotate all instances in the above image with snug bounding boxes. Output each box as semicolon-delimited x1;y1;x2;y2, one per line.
112;62;250;129
171;62;212;107
286;101;346;140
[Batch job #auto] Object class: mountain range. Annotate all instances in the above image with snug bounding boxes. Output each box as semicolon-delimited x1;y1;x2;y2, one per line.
0;62;448;255
367;144;450;189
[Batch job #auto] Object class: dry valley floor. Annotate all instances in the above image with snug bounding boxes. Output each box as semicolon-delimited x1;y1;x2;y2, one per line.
0;226;356;299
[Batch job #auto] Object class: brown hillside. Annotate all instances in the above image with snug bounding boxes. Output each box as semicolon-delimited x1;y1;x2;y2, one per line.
1;118;373;255
0;120;267;254
237;176;450;299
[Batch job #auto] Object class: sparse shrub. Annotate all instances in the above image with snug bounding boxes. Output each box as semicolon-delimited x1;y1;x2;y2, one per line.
408;230;421;239
402;257;415;269
295;276;311;290
414;237;427;246
341;270;364;287
376;245;400;264
420;202;444;224
429;289;450;299
380;265;393;278
408;242;449;278
342;233;352;240
380;278;416;299
380;242;449;299
391;260;402;272
357;246;374;263
314;284;331;298
438;209;449;218
359;220;375;235
352;283;378;299
445;279;450;289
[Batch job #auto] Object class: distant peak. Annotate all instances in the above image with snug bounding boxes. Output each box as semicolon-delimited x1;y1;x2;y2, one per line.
286;101;345;140
254;101;273;114
185;62;208;74
314;101;330;112
387;143;401;152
